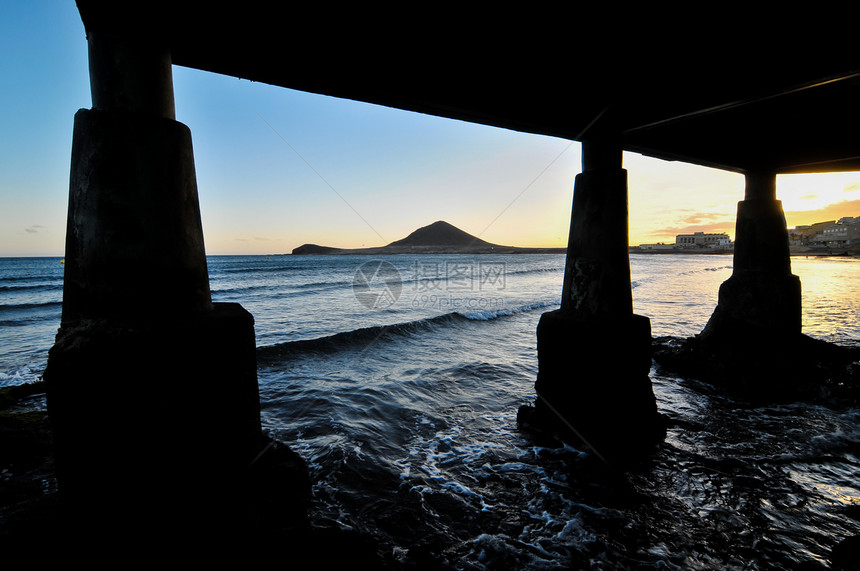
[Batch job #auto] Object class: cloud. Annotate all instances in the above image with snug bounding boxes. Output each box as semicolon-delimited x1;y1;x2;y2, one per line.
649;210;736;237
644;198;859;241
785;198;860;227
23;224;44;234
649;221;735;237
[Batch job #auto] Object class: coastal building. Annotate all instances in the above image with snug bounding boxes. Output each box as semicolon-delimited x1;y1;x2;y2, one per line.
788;221;835;246
789;217;860;248
675;232;732;249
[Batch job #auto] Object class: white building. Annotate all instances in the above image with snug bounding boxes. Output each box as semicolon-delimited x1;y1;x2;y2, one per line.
675;232;732;248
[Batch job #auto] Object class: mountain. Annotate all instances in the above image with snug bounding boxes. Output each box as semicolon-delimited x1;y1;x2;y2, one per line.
290;221;565;255
386;221;495;248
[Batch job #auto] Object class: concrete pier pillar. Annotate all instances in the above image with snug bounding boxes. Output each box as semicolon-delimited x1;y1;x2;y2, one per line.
518;138;664;466
560;138;633;318
43;29;308;547
701;170;801;345
653;171;809;400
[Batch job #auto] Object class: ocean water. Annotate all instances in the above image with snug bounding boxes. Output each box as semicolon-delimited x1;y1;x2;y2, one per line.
1;253;859;568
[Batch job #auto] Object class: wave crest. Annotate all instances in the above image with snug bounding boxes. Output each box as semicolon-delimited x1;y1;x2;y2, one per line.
257;300;558;360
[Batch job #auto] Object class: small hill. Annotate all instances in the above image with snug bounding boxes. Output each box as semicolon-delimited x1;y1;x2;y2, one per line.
386;221;494;248
290;244;344;255
290;221;565;255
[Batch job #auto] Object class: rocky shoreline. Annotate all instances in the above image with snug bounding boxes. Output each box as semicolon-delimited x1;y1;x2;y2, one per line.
0;381;56;550
651;334;860;404
0;381;385;564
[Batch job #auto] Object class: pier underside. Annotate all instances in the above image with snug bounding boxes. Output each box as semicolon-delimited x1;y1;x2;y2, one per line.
39;1;860;548
75;2;860;176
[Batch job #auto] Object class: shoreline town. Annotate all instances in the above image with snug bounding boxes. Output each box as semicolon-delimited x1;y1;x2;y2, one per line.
633;215;860;256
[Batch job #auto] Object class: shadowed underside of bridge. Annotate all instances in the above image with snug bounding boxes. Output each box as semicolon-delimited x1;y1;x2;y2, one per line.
76;2;860;175
37;2;859;552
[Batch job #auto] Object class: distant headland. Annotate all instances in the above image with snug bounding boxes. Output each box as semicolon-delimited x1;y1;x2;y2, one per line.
291;219;860;257
291;221;566;255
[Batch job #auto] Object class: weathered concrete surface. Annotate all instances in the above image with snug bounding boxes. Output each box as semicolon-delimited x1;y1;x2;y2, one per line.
43;30;312;549
87;30;176;119
519;311;664;464
702;173;801;344
45;303;311;543
655;173;855;402
519;140;665;466
692;172;804;397
61;108;211;324
561;169;633;319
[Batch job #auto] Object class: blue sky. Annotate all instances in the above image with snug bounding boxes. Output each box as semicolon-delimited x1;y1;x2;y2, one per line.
2;2;859;256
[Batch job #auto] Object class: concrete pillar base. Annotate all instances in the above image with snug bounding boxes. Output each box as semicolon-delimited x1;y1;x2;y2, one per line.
46;105;311;545
44;303;310;543
702;192;801;344
44;31;312;550
519;310;664;465
688;173;807;398
520;138;664;466
702;271;802;346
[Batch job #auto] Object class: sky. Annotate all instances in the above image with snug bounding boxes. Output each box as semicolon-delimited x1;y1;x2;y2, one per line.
2;2;859;257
